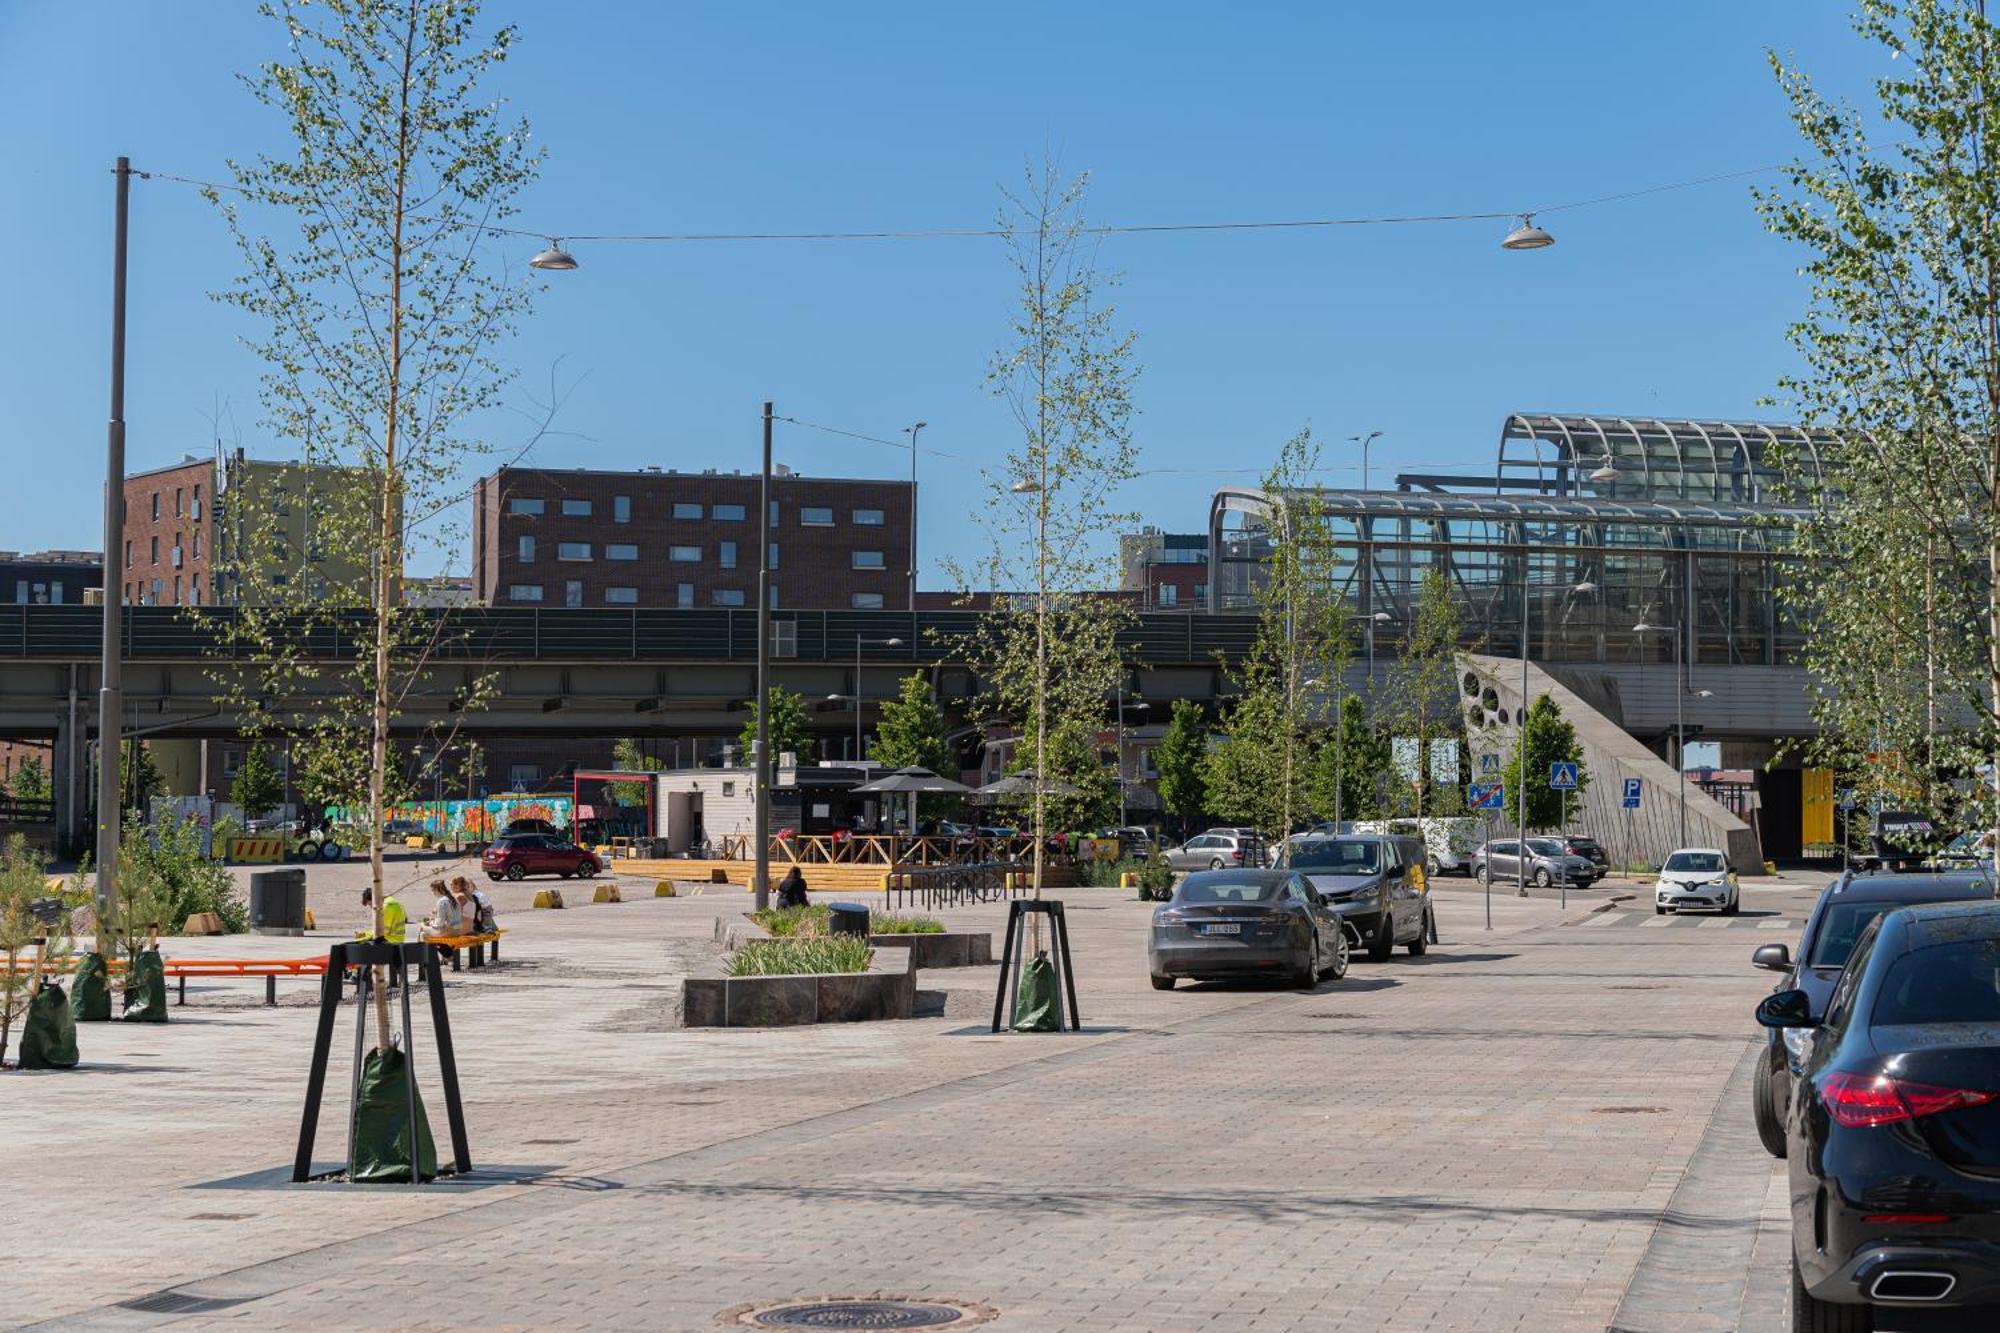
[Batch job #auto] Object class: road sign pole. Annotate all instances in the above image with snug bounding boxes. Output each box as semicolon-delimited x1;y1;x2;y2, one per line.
1559;787;1567;911
1482;811;1491;930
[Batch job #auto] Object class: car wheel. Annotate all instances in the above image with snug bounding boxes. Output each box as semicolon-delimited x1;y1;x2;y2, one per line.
486;872;502;882
1427;855;1441;878
1790;1255;1869;1332
1534;867;1552;888
1150;974;1175;991
504;864;526;882
1209;856;1225;869
1474;863;1489;885
1407;912;1429;956
1326;928;1349;980
577;860;598;879
1655;903;1667;915
1725;895;1740;916
1367;919;1395;962
1291;945;1318;990
1753;1052;1788;1159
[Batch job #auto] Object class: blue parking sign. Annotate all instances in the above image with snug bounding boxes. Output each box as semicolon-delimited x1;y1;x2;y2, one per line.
1548;761;1578;790
1622;777;1642;809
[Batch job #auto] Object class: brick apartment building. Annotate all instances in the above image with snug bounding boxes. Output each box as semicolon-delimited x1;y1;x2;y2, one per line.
1119;527;1209;610
471;465;914;609
120;451;373;607
0;549;101;606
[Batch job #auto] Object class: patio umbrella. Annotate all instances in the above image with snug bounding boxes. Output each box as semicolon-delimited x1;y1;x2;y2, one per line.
972;771;1080;802
852;766;973;836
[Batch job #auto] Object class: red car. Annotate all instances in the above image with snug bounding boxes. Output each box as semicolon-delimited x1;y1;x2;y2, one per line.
481;832;604;882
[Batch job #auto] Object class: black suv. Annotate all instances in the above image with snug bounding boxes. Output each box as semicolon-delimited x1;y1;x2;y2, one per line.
1749;868;1997;1158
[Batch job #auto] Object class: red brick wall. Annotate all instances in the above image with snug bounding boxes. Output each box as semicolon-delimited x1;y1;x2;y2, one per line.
121;460;214;606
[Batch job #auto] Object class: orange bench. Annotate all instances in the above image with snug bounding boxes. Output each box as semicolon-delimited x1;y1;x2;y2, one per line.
162;957;330;1007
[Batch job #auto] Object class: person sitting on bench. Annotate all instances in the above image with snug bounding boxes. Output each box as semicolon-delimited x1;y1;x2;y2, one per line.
776;865;810;909
461;876;499;934
423;879;463;938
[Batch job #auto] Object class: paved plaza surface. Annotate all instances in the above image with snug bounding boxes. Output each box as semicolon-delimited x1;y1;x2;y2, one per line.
0;865;1852;1330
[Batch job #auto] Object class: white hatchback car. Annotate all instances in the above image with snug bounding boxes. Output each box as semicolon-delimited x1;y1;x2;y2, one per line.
1654;848;1739;915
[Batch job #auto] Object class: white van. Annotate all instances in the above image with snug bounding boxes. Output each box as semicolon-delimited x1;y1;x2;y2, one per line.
1352;817;1484;876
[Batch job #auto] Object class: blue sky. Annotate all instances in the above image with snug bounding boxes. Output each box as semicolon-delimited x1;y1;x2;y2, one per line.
0;2;1874;581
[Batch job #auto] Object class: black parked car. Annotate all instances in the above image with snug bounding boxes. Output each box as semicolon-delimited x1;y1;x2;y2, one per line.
1749;869;1997;1159
1757;899;2000;1327
1148;869;1349;990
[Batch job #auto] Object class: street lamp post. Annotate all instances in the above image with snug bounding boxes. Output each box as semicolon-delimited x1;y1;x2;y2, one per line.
754;402;773;909
96;156;134;937
1114;692;1148;827
1515;573;1598;899
902;422;924;617
851;635;905;760
1349;431;1383;492
1633;620;1708;848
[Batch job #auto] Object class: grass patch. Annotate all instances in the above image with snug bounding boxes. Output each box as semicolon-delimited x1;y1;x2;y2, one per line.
750;904;831;937
724;935;872;977
869;913;944;935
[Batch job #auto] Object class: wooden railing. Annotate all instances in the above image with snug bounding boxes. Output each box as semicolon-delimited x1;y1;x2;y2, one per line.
710;833;1038;868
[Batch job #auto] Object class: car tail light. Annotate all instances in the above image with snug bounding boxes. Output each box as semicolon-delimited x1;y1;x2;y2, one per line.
1863;1213;1955;1225
1821;1072;1999;1127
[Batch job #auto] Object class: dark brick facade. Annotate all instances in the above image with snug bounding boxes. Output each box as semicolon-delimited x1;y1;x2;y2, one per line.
472;466;914;610
121;460;214;607
0;552;100;607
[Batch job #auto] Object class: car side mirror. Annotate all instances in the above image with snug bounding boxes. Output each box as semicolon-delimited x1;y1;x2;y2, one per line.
1751;942;1792;973
1755;988;1815;1029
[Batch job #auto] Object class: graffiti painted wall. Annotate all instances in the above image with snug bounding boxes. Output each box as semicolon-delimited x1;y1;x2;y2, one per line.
333;796;574;841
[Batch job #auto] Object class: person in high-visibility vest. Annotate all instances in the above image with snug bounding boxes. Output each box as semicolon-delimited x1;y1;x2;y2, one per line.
359;886;407;942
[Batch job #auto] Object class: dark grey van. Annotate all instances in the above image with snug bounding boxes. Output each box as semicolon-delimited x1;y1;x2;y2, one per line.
1284;834;1433;960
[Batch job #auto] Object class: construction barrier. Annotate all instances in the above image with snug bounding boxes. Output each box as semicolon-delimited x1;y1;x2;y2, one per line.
227;837;286;864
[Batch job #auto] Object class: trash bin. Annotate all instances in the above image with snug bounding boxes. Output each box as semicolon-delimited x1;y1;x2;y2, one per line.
249;868;308;936
826;901;870;937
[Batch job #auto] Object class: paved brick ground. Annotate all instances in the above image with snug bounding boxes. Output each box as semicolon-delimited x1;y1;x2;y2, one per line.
2;876;1803;1330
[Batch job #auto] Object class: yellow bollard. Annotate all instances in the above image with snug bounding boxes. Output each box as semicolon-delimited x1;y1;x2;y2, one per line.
533;888;565;910
1119;870;1139;889
655;881;676;897
592;884;622;904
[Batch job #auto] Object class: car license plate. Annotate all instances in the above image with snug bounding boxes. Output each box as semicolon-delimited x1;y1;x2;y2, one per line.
1201;923;1241;935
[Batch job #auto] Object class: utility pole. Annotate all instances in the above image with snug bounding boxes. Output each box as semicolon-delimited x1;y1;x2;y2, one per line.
753;402;773;911
96;156;133;941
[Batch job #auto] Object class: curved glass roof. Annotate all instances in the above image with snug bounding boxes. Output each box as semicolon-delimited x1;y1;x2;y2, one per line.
1496;413;1838;502
1209;486;1807;530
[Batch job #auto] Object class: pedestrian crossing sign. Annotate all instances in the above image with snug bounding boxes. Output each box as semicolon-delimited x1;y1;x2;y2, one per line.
1548;761;1578;790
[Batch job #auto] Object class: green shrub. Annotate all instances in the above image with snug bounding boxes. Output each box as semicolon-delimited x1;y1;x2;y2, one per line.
124;812;248;934
1078;856;1141;888
750;904;830;937
1139;851;1175;900
725;935;871;977
869;913;944;935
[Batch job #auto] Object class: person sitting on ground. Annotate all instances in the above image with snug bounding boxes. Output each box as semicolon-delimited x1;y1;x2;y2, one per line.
776;865;810;909
359;886;407;943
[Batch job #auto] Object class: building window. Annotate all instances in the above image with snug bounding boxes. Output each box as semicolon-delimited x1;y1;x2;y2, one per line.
190;572;201;605
721;781;736;798
192;530;202;560
509;584;544;602
712;588;745;607
508;497;544;516
172;575;181;605
606;543;638;561
801;506;833;526
124;540;131;569
150;536;159;565
192;486;202;520
509;764;542;789
770;585;780;609
851;592;885;610
676;583;694;608
852;550;885;569
150;578;162;604
770;620;797;656
606;586;638;604
718;540;737;570
519;535;535;563
613;495;631;523
672;502;704;520
561;498;592;517
713;503;746;521
175;487;184;516
769;543;779;570
558;542;592;561
1194;583;1208;602
565;580;584;607
769;500;779;527
670;545;701;562
1157;584;1179;607
123;582;131;604
151;492;159;520
853;508;884;526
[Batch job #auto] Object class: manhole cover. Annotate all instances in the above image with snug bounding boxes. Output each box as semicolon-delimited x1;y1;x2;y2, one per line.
116;1292;252;1315
731;1298;993;1329
1607;985;1663;991
1591;1106;1668;1115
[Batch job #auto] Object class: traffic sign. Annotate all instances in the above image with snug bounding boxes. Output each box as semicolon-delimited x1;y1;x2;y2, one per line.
1622;777;1642;809
1467;781;1506;811
1479;752;1501;774
1549;761;1579;791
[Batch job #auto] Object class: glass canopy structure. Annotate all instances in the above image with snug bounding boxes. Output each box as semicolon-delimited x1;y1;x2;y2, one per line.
1207;414;1820;667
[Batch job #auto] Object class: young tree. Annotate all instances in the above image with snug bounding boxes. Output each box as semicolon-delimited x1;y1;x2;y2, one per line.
1500;694;1589;833
0;835;51;1068
607;738;662;808
1152;699;1210;836
121;742;166;813
872;674;954;821
1310;694;1395;823
10;756;50;805
231;745;285;821
204;0;543;1054
739;687;813;779
1759;0;2000;868
950;162;1139;907
1382;569;1466;819
1008;717;1118;833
